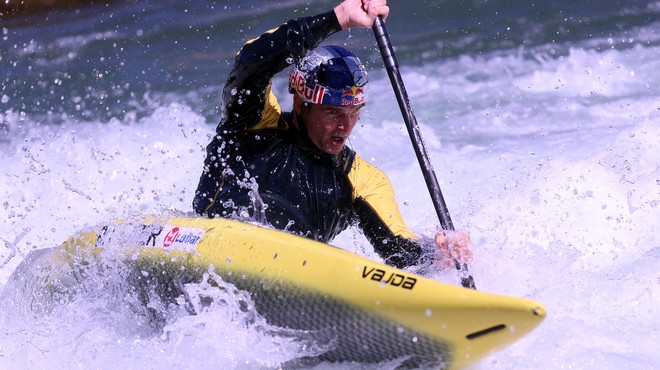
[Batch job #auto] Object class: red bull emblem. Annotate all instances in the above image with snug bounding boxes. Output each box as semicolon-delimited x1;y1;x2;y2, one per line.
341;85;365;105
342;86;364;96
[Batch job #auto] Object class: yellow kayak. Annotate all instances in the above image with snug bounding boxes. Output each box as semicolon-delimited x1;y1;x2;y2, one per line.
18;216;545;368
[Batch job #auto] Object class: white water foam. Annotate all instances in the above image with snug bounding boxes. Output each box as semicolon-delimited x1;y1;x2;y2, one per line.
1;35;658;369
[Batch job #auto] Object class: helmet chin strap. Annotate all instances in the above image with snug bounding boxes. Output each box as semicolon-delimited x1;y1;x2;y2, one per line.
294;101;310;136
293;101;318;151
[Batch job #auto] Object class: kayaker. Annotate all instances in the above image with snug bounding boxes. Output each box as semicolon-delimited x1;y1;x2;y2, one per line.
193;0;472;270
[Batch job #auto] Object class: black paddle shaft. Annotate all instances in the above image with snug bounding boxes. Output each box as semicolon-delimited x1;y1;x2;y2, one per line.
372;17;476;290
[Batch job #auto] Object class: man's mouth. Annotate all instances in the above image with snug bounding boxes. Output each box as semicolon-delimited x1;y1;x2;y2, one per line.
331;136;346;144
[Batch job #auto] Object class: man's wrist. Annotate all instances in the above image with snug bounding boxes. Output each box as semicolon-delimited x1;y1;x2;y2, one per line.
334;4;348;30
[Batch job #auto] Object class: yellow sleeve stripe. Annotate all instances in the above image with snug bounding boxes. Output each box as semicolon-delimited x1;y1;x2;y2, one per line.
237;26;282;56
248;83;284;132
348;155;418;240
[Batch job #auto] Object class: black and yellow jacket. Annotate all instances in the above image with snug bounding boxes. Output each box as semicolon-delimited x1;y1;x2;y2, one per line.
193;10;426;268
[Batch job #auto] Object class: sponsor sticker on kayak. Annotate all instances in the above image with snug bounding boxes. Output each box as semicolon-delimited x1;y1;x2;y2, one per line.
155;225;205;252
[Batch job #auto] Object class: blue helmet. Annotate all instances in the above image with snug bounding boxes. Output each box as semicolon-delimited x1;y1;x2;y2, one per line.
289;45;368;106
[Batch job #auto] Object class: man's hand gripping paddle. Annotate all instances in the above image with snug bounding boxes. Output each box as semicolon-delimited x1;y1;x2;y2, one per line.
372;17;476;289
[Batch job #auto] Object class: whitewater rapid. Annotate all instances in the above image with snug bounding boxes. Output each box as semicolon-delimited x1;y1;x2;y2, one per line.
1;3;659;368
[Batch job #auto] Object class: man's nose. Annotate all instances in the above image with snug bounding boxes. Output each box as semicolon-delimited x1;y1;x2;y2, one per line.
336;115;351;130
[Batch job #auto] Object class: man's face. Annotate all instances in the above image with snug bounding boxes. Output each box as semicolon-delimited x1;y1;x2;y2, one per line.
303;104;362;155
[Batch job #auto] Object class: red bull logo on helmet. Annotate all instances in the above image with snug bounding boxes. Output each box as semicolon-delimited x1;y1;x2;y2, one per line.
290;69;326;104
341;86;365;106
